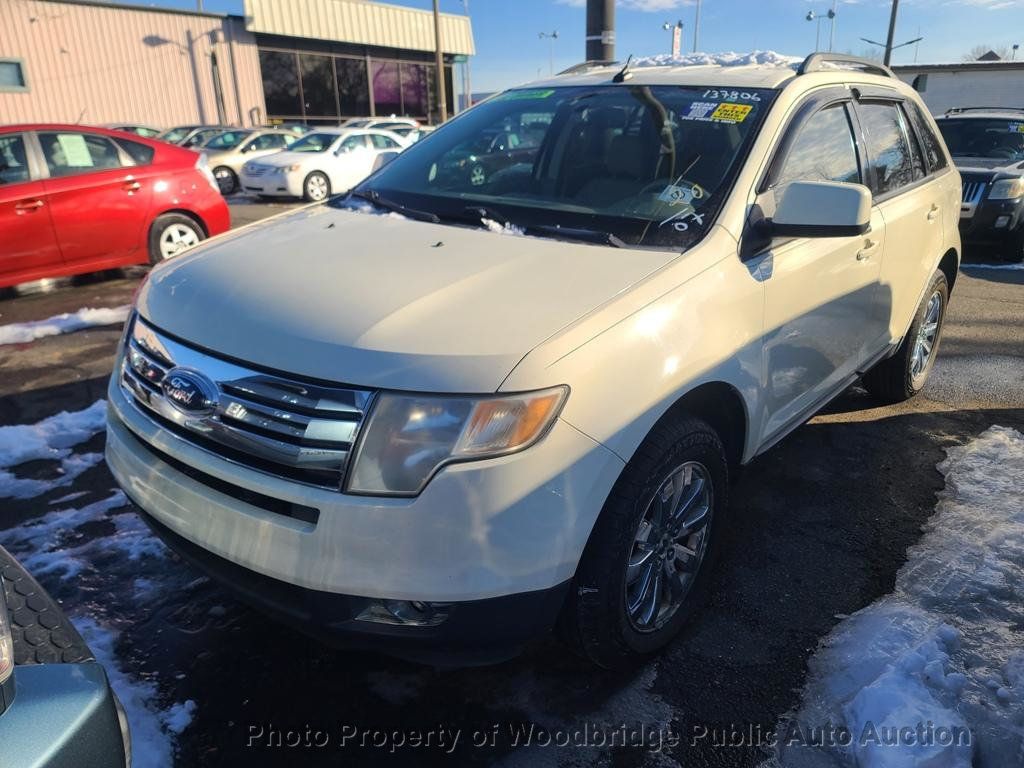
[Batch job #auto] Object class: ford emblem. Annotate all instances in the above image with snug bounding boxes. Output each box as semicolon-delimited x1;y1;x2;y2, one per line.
161;368;218;416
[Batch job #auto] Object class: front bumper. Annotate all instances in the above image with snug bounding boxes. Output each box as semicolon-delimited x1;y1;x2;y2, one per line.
239;172;303;198
959;197;1024;244
106;372;623;655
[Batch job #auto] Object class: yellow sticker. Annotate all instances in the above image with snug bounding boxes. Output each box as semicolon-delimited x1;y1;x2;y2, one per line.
711;103;753;123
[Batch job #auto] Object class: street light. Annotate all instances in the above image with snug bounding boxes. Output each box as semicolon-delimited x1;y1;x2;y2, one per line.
538;30;558;75
1013;44;1020;61
805;2;837;52
861;35;924;61
662;20;683;57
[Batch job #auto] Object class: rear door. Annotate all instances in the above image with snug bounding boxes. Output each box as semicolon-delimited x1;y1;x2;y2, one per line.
757;97;887;441
38;130;153;266
0;131;63;284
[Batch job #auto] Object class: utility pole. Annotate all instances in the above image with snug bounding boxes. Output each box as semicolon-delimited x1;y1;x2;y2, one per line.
433;0;447;123
585;0;614;62
693;0;701;52
829;0;837;52
462;0;472;110
883;0;899;66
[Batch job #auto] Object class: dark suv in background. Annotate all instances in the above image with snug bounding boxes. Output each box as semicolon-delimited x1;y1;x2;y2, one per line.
935;107;1024;261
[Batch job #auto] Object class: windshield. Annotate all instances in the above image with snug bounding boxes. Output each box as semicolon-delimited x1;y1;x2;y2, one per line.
937;118;1024;162
204;130;252;150
288;133;338;153
345;119;371;129
160;126;192;143
342;85;776;250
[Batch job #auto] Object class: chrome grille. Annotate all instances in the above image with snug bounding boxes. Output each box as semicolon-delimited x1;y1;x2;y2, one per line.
962;181;986;204
119;316;373;490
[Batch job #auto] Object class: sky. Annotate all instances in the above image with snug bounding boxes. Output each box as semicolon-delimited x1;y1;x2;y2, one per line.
150;0;1024;92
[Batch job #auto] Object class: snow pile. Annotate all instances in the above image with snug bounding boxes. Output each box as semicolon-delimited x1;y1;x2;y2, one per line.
0;305;130;345
776;425;1024;768
631;51;801;70
74;617;196;767
0;401;108;499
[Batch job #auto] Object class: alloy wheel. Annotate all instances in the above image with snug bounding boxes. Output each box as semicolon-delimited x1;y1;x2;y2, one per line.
158;223;200;260
306;174;329;201
911;290;942;382
625;461;713;633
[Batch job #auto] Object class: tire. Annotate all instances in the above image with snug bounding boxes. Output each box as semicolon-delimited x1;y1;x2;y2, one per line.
213;166;238;195
148;213;205;265
558;416;728;669
862;270;948;404
1;546;92;665
303;171;331;202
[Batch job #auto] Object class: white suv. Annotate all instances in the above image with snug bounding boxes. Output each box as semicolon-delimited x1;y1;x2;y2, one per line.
106;54;961;667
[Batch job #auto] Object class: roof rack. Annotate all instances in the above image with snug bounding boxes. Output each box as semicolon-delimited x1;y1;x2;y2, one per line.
945;106;1024;115
798;53;896;79
557;60;618;76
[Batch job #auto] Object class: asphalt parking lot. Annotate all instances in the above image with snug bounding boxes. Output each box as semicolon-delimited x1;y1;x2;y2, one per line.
1;201;1022;766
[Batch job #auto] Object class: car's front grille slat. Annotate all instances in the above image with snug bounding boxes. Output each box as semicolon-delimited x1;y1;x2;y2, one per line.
119;316;372;490
962;181;986;204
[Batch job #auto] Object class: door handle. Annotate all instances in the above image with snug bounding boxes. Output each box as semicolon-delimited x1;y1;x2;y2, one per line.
123;180;142;192
927;204;940;221
856;239;879;261
14;199;44;212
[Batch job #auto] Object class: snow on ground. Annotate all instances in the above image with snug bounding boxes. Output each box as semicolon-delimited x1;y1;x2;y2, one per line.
0;400;109;499
632;50;801;69
75;617;196;768
774;425;1024;768
0;305;129;345
962;262;1024;271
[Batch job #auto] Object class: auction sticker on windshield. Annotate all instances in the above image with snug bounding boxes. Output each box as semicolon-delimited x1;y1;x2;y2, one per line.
498;89;555;101
711;103;752;123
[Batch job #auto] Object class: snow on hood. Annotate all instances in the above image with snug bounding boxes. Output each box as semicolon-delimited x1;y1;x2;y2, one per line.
631;50;802;69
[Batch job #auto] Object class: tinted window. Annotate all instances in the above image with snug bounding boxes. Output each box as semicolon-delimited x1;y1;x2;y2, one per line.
935;117;1023;163
905;102;947;172
300;54;337;117
260;50;301;117
903;107;926;181
371;61;401;116
0;134;30;184
113;137;155;165
369;133;399;149
401;63;428;117
775;104;860;190
39;132;123;177
0;61;27;90
336;58;369;117
858;102;916;195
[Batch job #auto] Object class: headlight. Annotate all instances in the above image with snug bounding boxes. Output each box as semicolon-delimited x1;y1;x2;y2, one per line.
281;163;303;173
988;177;1024;200
347;387;568;496
0;575;13;687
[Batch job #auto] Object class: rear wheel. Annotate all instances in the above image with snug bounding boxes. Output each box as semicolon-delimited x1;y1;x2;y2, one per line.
213;166;237;195
862;270;948;403
148;214;204;264
558;416;728;669
303;171;331;202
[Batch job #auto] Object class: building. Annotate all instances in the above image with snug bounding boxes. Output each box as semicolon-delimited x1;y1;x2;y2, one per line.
0;0;475;128
893;61;1024;115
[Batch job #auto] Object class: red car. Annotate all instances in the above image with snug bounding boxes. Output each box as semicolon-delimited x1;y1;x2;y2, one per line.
0;124;230;289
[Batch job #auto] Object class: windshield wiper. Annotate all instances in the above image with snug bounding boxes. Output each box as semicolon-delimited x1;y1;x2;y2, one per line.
346;189;440;223
525;224;626;248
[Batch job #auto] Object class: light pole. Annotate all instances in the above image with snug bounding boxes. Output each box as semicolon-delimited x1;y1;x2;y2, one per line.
662;20;684;57
539;31;558;75
1013;44;1020;61
432;0;447;123
805;3;837;52
861;35;923;63
693;0;701;53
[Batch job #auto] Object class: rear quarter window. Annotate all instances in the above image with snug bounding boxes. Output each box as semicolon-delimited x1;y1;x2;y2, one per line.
905;101;947;173
113;137;155;165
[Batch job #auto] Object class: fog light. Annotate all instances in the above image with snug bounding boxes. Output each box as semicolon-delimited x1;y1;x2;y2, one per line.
995;215;1011;229
356;599;451;627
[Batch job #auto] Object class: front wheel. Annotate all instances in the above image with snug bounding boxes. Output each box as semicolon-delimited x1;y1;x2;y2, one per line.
148;214;205;264
558;416;728;669
303;171;331;202
862;270;948;403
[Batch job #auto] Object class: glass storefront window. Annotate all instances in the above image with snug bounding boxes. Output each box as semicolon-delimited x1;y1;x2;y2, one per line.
259;50;301;117
401;63;428;118
336;58;370;117
300;54;337;117
372;61;401;117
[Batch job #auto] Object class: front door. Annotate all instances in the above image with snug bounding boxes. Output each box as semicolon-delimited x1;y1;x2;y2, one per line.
757;101;887;441
0;132;63;285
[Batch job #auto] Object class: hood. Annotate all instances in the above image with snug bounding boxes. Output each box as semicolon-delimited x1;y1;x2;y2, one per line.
137;206;678;392
249;150;323;169
952;156;1024;173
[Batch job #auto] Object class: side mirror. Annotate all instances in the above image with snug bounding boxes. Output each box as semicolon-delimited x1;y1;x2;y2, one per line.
766;181;871;238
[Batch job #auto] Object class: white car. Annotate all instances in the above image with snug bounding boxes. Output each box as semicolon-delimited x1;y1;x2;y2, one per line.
342;117;420;130
107;54;961;667
239;128;406;202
